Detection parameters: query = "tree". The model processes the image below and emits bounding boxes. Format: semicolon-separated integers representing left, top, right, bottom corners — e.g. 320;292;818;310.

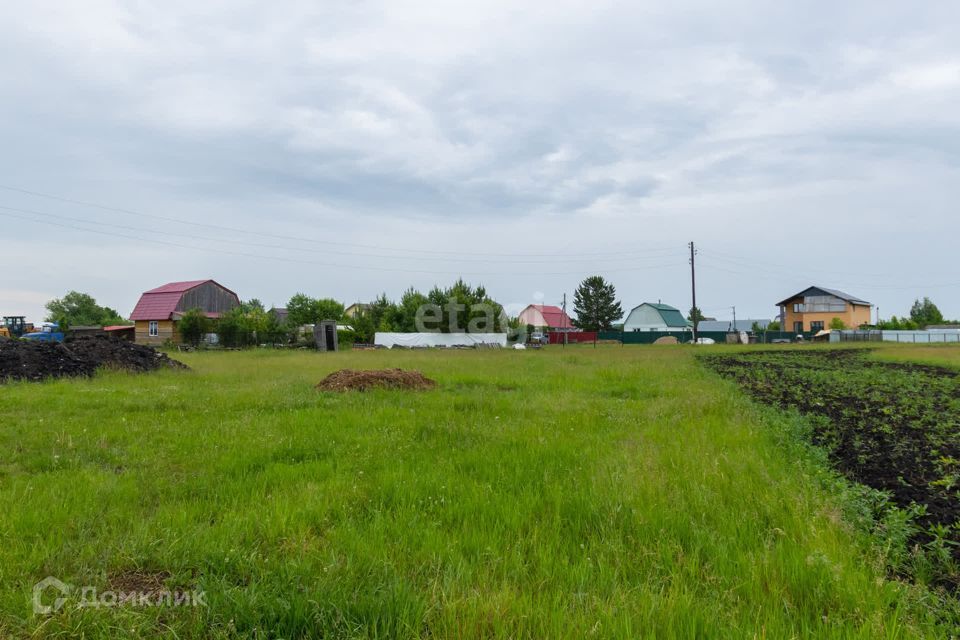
286;294;344;326
286;294;315;326
687;306;705;332
351;310;376;344
240;298;265;313
572;276;623;331
314;298;345;322
45;291;127;328
910;297;944;328
829;317;847;330
767;320;781;331
424;279;505;333
178;308;211;346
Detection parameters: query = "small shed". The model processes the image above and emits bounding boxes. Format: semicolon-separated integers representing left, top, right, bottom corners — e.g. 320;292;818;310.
103;325;136;341
313;320;339;352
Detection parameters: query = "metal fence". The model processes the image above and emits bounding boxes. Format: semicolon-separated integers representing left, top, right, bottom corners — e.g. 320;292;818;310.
547;331;597;344
835;330;960;343
595;330;814;344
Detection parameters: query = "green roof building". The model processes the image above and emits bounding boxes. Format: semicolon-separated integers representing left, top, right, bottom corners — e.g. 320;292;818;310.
623;302;692;332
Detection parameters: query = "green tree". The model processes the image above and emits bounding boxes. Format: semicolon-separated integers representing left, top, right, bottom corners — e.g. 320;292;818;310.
286;294;344;326
241;298;265;313
767;320;781;331
286;294;315;326
350;310;376;344
217;308;244;347
829;317;847;330
261;312;289;345
45;291;128;328
396;288;430;332
687;306;705;332
178;308;211;346
314;298;345;322
368;293;398;331
572;276;623;331
910;297;944;328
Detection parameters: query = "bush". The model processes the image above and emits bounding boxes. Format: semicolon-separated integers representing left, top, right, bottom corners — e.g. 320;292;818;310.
337;328;356;347
178;308;211;346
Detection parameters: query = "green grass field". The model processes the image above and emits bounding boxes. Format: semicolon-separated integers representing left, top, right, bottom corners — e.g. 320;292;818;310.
1;345;958;638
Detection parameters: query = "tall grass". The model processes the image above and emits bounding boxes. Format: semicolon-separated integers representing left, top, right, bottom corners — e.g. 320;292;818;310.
0;346;955;638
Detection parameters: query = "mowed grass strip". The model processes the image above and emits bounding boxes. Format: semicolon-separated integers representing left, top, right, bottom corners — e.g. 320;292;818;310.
0;346;953;638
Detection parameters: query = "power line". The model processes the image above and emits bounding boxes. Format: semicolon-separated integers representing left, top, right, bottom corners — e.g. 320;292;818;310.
697;255;960;291
0;203;683;266
0;209;688;277
0;183;681;259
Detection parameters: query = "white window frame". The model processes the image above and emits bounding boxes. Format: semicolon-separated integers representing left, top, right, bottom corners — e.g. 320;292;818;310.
148;320;159;337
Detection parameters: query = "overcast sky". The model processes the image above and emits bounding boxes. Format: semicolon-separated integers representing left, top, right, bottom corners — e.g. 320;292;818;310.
3;1;959;324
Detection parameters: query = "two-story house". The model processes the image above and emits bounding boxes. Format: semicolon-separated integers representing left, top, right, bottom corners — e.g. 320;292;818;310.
776;286;872;333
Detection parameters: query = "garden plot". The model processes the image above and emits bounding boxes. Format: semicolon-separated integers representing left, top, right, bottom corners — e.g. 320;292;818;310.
704;349;960;587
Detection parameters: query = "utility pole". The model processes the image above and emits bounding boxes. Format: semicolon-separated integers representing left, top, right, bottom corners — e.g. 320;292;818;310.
562;292;568;348
689;241;698;343
732;306;737;332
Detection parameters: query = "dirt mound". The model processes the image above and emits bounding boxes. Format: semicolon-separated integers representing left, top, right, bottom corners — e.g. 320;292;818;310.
67;335;189;373
0;335;188;383
0;339;91;382
316;368;436;392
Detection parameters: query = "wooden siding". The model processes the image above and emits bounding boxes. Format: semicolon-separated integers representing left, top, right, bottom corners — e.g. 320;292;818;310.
135;320;179;345
174;281;239;316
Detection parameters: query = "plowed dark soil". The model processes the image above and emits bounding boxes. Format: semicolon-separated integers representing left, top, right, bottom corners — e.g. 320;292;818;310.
703;349;960;588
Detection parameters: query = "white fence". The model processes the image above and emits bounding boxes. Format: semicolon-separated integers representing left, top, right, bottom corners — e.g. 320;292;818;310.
374;332;508;348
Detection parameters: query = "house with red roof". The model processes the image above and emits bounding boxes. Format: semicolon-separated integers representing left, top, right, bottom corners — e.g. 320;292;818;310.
130;279;240;345
517;304;574;331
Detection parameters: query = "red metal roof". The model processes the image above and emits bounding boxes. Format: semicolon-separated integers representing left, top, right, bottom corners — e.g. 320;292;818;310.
130;279;237;321
103;325;134;331
144;280;214;294
519;304;573;329
130;292;184;321
537;305;573;329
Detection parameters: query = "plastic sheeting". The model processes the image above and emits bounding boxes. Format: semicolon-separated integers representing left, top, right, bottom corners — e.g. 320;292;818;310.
374;332;508;348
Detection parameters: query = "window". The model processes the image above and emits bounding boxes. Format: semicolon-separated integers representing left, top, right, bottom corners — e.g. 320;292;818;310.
793;321;803;334
793;303;801;313
810;321;824;332
148;321;158;337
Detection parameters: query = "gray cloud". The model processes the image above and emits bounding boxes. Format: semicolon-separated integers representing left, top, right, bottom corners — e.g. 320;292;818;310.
2;1;960;323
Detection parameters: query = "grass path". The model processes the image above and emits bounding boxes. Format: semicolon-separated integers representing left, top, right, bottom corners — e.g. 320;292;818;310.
0;346;955;637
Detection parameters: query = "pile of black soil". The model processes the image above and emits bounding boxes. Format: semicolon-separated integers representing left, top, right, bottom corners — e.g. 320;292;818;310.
0;339;90;382
67;335;189;373
0;335;188;382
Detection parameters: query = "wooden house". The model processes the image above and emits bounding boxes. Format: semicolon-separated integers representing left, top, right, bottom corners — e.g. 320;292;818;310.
130;280;240;345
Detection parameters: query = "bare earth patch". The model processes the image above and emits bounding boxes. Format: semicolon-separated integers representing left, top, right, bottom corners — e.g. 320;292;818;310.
107;569;172;595
316;368;436;392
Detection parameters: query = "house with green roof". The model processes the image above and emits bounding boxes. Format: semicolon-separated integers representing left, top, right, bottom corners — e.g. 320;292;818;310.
622;302;692;332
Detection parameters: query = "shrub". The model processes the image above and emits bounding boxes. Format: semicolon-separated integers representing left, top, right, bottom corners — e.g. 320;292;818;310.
178;308;211;346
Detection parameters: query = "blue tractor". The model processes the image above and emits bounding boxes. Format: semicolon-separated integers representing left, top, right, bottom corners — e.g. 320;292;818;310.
22;322;65;342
